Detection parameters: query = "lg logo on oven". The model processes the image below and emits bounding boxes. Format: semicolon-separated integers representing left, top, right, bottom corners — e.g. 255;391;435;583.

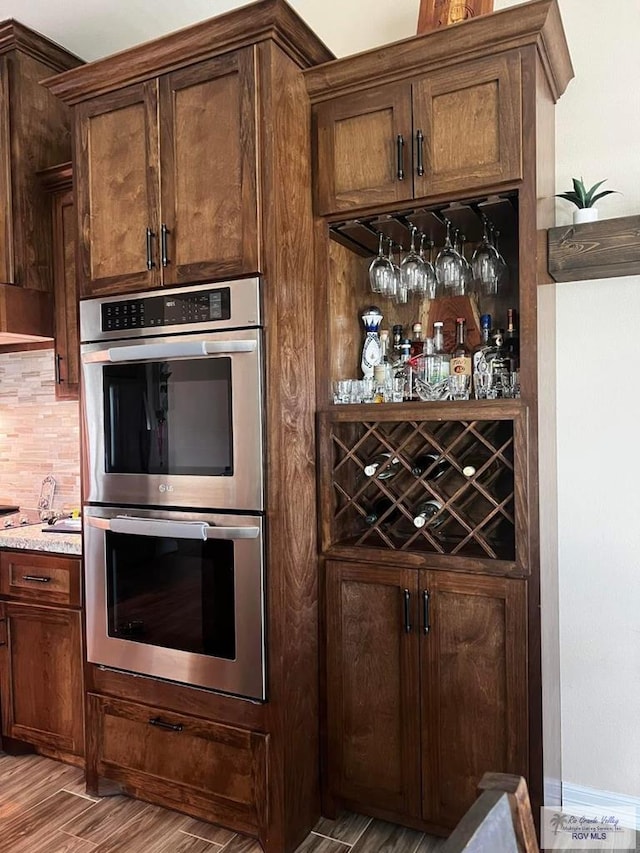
158;484;174;493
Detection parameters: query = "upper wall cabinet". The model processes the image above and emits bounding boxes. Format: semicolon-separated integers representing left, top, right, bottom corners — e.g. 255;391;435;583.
313;51;522;217
75;49;259;297
0;21;82;291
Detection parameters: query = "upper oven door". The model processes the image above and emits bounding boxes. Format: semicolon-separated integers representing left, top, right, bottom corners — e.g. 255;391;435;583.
81;328;263;510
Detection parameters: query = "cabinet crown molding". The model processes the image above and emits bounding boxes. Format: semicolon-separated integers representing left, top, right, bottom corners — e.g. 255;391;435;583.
43;0;334;105
304;0;573;104
0;20;83;72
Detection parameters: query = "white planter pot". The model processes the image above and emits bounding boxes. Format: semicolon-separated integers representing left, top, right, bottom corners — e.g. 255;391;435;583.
573;207;599;225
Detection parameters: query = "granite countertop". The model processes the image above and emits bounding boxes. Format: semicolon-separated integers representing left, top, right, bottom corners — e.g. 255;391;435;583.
0;525;82;556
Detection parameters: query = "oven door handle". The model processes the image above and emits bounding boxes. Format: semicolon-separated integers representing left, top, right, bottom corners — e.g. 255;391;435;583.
87;516;260;541
83;339;257;364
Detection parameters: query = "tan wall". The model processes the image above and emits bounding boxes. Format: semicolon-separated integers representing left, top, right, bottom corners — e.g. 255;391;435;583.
0;349;80;511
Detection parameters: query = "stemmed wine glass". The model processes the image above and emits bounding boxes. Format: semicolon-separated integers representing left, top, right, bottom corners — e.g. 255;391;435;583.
455;230;473;293
492;228;509;289
435;219;464;296
368;232;395;294
472;217;500;296
416;234;437;299
391;241;407;304
400;226;423;295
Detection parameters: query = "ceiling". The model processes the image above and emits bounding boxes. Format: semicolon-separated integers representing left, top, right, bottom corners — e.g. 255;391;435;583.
0;0;422;63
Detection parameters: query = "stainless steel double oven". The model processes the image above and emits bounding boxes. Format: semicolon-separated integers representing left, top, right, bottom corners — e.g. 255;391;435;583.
80;279;266;700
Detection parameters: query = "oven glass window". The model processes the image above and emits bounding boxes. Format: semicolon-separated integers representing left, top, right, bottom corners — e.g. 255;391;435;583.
105;532;236;659
103;358;233;476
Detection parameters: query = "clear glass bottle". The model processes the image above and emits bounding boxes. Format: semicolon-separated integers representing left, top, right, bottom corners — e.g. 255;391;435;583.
432;321;451;378
450;317;472;376
410;322;424;358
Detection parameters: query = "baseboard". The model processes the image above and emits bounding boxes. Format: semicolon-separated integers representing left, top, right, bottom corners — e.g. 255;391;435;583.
562;781;640;830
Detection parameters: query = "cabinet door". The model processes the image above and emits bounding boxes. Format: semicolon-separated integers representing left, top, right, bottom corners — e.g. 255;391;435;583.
313;83;413;216
0;602;84;756
413;52;522;199
325;560;421;817
75;82;161;296
420;571;527;828
88;694;268;834
159;49;260;284
52;186;79;399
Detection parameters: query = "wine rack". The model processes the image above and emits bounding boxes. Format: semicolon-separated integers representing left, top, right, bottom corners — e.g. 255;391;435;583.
319;405;527;566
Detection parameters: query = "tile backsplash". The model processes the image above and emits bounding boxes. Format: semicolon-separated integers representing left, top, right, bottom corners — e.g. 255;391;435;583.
0;349;80;510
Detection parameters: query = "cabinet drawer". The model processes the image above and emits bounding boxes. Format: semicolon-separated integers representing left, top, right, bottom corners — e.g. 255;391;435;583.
0;552;81;606
89;694;268;834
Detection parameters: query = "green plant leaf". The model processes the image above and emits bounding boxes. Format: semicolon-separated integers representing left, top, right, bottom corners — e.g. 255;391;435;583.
572;177;587;205
583;179;608;206
590;189;619;204
555;191;582;208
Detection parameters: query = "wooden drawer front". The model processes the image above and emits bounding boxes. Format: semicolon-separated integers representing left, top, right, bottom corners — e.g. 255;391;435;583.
0;552;81;606
90;695;268;834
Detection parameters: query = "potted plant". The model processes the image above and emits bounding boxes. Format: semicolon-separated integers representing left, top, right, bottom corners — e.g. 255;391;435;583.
556;177;618;224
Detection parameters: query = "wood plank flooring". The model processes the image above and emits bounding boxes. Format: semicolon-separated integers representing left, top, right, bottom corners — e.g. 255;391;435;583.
0;754;446;853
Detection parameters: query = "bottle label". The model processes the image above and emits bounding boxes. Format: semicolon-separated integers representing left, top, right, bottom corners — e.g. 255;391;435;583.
451;356;471;376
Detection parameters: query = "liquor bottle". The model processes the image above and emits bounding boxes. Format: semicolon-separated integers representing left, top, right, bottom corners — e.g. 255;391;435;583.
410;322;424;357
412;498;445;529
504;308;520;371
363;452;401;480
432;321;451;378
395;338;413;400
360;306;383;379
391;324;404;363
450;317;472;376
472;314;492;377
411;452;449;480
364;497;398;527
373;364;386;403
489;328;510;396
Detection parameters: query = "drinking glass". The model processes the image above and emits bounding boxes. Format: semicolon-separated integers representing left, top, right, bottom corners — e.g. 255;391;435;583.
472;217;500;296
447;374;471;401
473;372;491;400
391;242;408;304
333;379;352;404
492;228;509;290
368;232;395;294
435;219;464;296
415;235;437;299
400;226;424;294
455;231;473;293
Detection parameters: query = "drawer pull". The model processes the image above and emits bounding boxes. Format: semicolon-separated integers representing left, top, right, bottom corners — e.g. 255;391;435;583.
149;716;183;733
22;575;52;583
396;134;405;181
403;588;412;634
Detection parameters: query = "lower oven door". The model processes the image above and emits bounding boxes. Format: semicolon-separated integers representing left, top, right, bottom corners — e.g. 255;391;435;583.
84;506;265;700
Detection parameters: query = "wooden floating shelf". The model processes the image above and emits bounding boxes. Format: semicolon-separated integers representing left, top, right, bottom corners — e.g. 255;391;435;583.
548;214;640;282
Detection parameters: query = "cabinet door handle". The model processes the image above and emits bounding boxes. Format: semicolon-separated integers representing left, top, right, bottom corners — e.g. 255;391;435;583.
396;134;405;181
403;588;412;633
22;575;52;583
161;224;170;267
416;129;425;177
146;228;156;270
149;716;183;733
423;589;431;635
0;617;6;646
54;354;62;385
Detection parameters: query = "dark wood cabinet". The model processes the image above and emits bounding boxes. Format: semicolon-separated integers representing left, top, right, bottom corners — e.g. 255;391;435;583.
75;48;259;297
0;552;84;761
313;52;522;216
39;162;79;400
0;22;81;291
47;4;333;851
88;694;268;835
325;561;527;830
307;1;573;832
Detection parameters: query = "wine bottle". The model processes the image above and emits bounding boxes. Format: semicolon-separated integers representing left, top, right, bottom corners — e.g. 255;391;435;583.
412;499;444;529
504;308;520;371
450;317;472;376
364;497;398;527
411;453;448;481
363;452;401;480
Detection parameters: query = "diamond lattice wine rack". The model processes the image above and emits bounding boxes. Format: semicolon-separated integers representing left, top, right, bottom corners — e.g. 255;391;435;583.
318;403;528;571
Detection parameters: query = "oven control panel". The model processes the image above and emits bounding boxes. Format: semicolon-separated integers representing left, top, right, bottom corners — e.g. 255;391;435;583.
101;287;231;332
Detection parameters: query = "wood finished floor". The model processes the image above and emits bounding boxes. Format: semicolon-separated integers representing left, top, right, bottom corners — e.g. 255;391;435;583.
0;754;446;853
